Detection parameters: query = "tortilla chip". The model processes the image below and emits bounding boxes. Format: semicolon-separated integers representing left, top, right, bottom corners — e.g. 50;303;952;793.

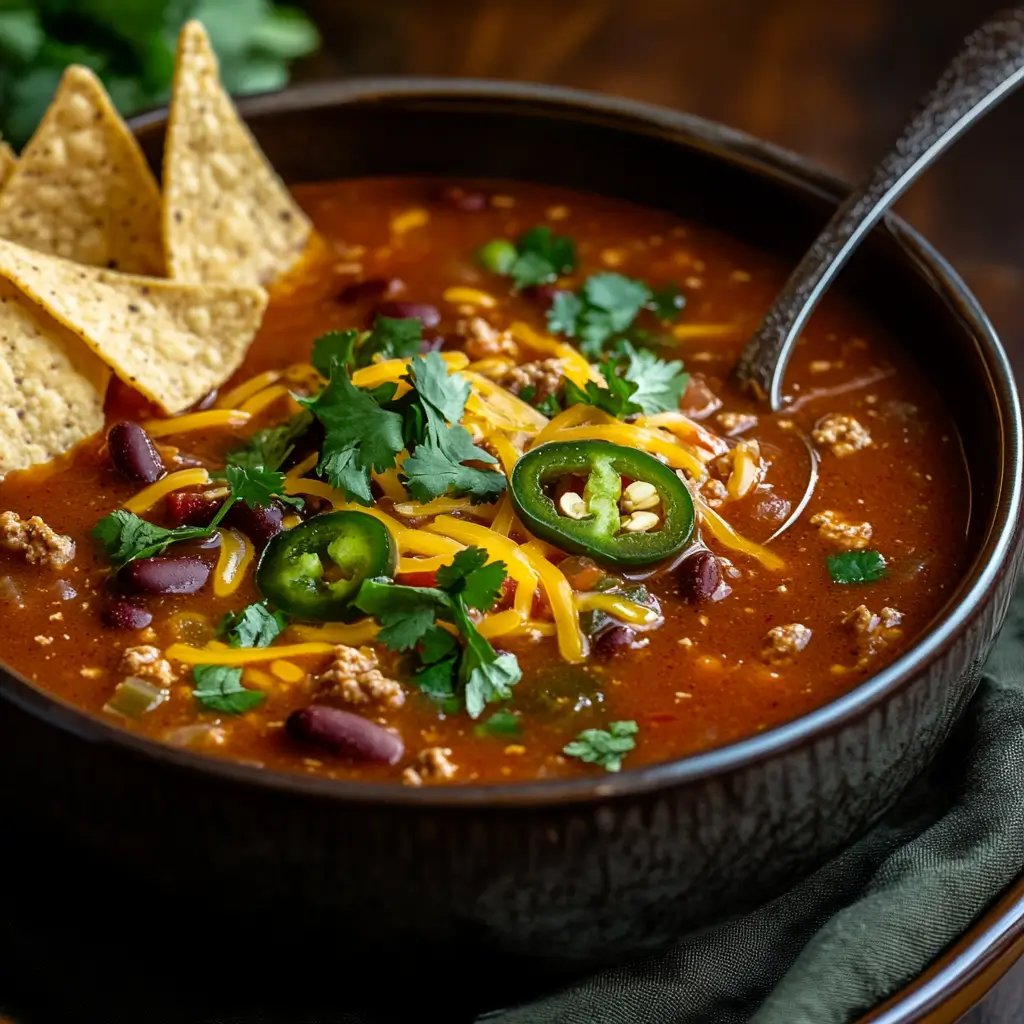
0;237;267;415
0;66;164;276
163;20;312;287
0;141;16;191
0;283;109;477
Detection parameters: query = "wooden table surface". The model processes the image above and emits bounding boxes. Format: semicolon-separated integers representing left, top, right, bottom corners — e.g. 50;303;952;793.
292;1;1024;1019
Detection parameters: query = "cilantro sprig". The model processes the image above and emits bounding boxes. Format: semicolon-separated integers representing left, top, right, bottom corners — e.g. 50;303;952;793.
301;350;505;507
225;410;314;472
478;225;577;290
561;344;689;419
548;272;686;357
563;720;639;773
92;464;299;569
311;316;423;378
828;550;888;584
354;546;521;719
192;665;265;715
217;602;287;649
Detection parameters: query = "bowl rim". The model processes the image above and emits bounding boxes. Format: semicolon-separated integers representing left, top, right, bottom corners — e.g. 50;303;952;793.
2;77;1020;809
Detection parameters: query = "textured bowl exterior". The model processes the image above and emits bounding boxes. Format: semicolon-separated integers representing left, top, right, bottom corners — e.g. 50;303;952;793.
0;81;1020;978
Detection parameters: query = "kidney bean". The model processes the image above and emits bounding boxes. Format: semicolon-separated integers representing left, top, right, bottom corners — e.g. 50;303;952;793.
287;705;404;764
107;422;165;484
337;277;404;304
121;556;211;595
592;625;636;660
165;492;223;527
225;502;284;547
439;186;489;212
675;549;722;602
102;600;153;630
522;285;567;310
373;301;441;329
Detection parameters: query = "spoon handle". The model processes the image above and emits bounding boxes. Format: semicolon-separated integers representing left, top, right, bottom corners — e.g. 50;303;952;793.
733;6;1024;411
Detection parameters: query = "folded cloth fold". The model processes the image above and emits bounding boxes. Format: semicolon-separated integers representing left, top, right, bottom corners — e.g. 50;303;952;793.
483;590;1024;1024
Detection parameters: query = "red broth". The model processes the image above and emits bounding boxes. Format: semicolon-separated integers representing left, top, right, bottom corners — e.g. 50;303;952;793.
0;178;969;784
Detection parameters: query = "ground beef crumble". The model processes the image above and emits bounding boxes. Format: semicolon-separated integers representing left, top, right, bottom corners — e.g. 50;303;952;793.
0;511;75;568
761;623;812;664
311;645;405;709
809;509;874;550
458;316;519;361
120;646;177;688
844;605;903;666
812;414;872;457
497;358;565;403
402;746;458;786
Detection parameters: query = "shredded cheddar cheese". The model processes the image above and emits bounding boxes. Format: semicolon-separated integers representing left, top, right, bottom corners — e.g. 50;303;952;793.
694;492;784;570
142;409;251;437
216;369;282;409
122;467;211;513
576;592;661;626
270;660;305;683
520;541;586;663
166;641;337;665
284;452;318;482
239;383;294;417
443;286;496;308
212;528;253;598
507;321;595;389
289;621;381;645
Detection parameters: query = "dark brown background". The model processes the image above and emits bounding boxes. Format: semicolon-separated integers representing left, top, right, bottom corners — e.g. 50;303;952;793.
291;1;1024;1019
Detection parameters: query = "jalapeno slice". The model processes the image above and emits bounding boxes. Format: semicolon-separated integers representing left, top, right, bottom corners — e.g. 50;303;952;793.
510;440;695;569
255;511;396;621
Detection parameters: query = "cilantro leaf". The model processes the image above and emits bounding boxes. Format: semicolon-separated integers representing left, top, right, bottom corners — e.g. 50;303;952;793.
354;547;519;718
436;548;507;610
647;283;686;322
311;329;360;377
192;665;265;715
92;510;213;569
408;351;471;424
453;601;521;719
418;625;459;664
547;291;582;336
224;464;303;510
353;578;450;651
475;708;522;737
218;603;287;649
563;359;642;419
828;550;888;584
413;656;459;700
300;370;405;505
400;353;505;504
402;439;506;505
507;226;577;290
225;410;314;472
360;316;423;365
563;720;639;772
620;344;689;415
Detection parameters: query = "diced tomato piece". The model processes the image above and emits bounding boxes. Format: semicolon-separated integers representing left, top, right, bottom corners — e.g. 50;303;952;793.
495;576;517;610
165;492;223;527
395;570;438;589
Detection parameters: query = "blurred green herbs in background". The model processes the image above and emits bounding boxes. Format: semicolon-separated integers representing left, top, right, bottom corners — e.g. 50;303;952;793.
0;0;320;147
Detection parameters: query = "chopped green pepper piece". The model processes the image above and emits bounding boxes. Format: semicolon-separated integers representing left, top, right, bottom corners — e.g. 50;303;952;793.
509;440;694;569
255;511;396;621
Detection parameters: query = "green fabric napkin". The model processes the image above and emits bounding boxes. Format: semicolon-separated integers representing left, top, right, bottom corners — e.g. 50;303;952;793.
482;588;1024;1024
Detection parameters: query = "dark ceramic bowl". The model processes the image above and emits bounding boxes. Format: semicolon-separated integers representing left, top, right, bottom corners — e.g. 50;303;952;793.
0;80;1020;993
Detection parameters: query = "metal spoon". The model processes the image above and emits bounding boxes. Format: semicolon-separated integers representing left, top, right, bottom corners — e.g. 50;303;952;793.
732;6;1024;412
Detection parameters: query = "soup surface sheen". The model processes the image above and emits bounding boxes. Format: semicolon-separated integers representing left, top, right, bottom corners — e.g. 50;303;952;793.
0;178;969;784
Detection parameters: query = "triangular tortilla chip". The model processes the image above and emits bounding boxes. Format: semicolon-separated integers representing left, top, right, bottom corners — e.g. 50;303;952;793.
0;67;164;276
0;282;109;477
163;20;312;287
0;238;267;415
0;140;16;192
